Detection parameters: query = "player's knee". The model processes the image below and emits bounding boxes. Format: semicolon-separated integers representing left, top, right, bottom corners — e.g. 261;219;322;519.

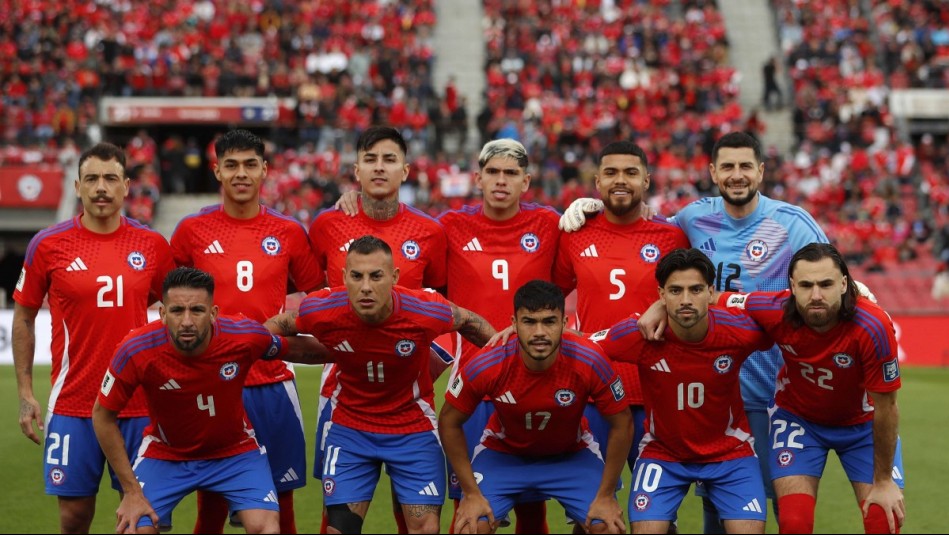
58;497;96;534
326;504;364;534
777;493;816;534
861;502;898;535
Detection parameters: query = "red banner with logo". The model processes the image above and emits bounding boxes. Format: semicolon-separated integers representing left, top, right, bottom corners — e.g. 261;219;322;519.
0;167;63;208
893;315;949;367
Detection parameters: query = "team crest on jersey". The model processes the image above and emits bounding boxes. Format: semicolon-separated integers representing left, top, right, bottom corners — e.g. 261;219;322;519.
633;493;650;511
48;467;66;486
883;358;900;382
401;240;421;260
714;355;734;374
777;449;794;467
323;478;336;496
610;378;626;401
126;251;146;271
520;232;540;253
640;243;660;263
395;339;417;358
832;353;854;368
555;389;577;407
219;362;240;380
745;240;769;262
261;236;281;256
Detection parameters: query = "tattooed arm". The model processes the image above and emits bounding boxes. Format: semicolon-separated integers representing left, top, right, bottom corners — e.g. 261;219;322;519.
449;303;496;348
264;311;300;336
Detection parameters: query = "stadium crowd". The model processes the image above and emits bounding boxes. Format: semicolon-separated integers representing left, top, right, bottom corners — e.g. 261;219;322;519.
1;0;947;302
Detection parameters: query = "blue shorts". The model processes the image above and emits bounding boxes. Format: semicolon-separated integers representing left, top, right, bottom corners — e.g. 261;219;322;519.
470;446;609;524
312;393;334;480
586;403;645;467
769;406;905;487
629;456;766;522
243;380;306;492
44;414;148;496
696;408;774;501
133;449;279;529
321;423;446;506
448;400;495;500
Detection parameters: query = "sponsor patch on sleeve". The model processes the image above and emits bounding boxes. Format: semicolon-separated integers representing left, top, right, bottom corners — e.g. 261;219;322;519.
265;335;282;359
590;328;610;342
448;373;464;397
883;358;900;383
610;378;625;401
100;371;115;396
725;294;749;309
16;268;25;292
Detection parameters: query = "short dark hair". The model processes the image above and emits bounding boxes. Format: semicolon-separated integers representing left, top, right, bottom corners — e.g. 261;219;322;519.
711;131;762;165
655;248;716;287
513;280;565;315
215;129;265;159
162;267;215;299
347;235;392;257
598;140;649;168
78;143;127;179
782;243;858;327
356;126;407;158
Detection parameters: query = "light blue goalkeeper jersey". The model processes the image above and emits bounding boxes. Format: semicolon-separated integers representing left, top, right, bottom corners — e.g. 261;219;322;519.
673;193;829;410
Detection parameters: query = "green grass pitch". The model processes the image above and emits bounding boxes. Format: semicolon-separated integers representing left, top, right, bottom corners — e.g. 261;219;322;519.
2;365;946;533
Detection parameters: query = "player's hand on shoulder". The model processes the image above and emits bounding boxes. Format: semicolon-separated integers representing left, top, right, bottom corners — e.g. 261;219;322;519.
486;325;515;347
638;301;667;341
335;190;360;217
559;197;604;232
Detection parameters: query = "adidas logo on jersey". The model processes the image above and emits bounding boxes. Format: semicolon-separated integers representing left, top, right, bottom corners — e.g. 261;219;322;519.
334;341;354;353
779;344;798;356
203;240;224;254
462;238;483;251
742;499;763;513
698;238;716;253
65;257;88;271
279;468;300;483
650;359;671;373
339;239;355;252
263;491;277;503
160;379;181;390
579;244;598;257
494;391;517;404
418;482;439;496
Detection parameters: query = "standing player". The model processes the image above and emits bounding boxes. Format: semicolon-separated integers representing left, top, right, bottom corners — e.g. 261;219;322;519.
92;267;331;534
440;280;631;535
12;142;174;533
309;126;448;533
170;129;323;534
562;132;828;530
265;236;497;534
592;249;773;534
720;243;905;534
437;138;560;533
554;140;690;473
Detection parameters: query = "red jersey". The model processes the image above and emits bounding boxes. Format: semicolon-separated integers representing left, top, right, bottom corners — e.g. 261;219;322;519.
438;202;560;360
725;291;901;426
593;307;772;463
445;332;627;456
170;204;323;386
554;215;690;405
14;216;173;418
309;201;447;288
98;315;288;461
296;286;455;434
